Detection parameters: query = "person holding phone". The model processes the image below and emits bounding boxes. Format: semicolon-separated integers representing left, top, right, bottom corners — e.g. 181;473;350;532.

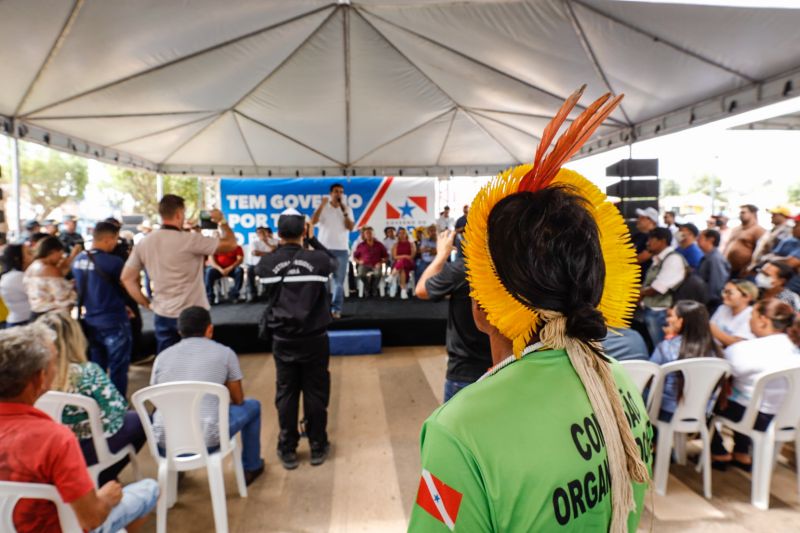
121;195;237;354
311;183;354;319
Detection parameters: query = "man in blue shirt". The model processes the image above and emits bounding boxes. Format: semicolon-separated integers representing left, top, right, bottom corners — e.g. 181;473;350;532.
676;222;704;269
768;215;800;294
72;222;133;395
697;229;731;313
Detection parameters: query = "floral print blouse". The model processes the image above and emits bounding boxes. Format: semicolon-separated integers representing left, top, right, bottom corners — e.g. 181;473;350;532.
22;274;76;313
61;362;127;440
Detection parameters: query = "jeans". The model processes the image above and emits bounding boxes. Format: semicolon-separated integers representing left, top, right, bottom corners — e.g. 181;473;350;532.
330;250;350;313
415;259;432;282
444;379;472;402
710;399;774;456
80;411;147;486
86;321;133;396
153;314;180;355
642;307;667;348
205;266;244;302
91;478;159;533
357;264;383;296
246;265;260;299
228;399;263;471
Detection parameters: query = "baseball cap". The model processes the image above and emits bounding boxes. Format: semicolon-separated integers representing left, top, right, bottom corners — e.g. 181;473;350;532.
792;213;800;223
768;205;792;217
678;222;699;237
277;208;305;238
635;207;659;223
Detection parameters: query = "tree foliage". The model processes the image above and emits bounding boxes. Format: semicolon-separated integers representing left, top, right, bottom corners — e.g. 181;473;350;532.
661;179;681;197
21;147;88;217
788;182;800;204
102;166;200;220
689;174;727;204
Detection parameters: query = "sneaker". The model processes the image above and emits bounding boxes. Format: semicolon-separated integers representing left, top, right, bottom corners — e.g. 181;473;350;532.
331;311;342;320
244;462;265;486
277;449;299;470
400;289;408;300
310;443;330;466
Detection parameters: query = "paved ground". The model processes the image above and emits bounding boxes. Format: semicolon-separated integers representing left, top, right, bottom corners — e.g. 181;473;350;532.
120;347;800;532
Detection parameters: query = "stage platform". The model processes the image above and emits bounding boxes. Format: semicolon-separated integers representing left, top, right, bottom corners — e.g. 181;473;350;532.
140;298;447;356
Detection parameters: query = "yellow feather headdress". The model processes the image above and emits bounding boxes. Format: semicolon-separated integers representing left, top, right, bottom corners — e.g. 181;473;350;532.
463;86;641;357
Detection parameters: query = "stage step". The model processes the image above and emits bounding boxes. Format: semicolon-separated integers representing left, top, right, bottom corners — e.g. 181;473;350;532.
330;329;382;356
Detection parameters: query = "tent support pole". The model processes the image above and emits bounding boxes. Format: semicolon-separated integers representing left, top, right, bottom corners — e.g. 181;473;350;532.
156;173;164;201
197;177;204;211
11;134;22;238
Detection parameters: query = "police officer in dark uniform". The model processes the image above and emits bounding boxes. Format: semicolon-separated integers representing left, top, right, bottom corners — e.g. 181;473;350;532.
256;208;337;470
59;215;85;253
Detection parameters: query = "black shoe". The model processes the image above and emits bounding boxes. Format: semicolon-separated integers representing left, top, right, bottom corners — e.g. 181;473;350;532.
277;449;299;470
244;463;265;486
310;443;330;466
731;459;752;473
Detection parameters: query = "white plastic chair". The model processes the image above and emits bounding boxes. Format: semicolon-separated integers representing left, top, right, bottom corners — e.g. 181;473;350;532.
132;381;247;533
712;366;800;510
619;360;661;415
651;358;731;498
0;481;82;532
35;391;139;488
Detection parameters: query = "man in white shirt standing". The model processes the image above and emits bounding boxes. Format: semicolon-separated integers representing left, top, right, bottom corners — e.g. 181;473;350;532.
246;227;277;303
311;183;354;319
639;227;687;347
436;206;454;232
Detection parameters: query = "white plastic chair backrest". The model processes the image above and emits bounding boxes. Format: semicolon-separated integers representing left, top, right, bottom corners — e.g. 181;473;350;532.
0;481;82;532
35;391;111;466
658;358;731;426
619;361;661;395
131;381;232;463
740;366;800;439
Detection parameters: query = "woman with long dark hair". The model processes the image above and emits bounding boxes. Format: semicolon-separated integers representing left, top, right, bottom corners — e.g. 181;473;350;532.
650;300;722;421
22;236;79;316
0;244;33;326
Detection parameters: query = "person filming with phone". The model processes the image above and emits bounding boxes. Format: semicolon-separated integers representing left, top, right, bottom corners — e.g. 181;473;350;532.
311;183;354;319
121;194;237;354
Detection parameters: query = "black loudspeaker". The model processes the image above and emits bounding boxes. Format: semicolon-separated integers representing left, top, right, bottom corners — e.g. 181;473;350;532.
605;159;659;220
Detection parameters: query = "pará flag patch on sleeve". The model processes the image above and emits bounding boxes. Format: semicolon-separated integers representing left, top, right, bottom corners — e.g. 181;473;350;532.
415;469;463;531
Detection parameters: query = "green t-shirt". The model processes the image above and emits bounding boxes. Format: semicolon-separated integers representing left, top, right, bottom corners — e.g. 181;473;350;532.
408;349;653;532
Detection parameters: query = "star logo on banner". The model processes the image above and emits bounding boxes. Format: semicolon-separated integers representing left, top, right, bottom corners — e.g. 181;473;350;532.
398;201;415;217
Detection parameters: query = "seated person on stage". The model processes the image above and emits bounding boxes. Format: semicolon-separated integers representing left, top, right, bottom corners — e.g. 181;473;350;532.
383;227;397;265
601;328;649;362
246;227;277;302
0;323;158;533
391;227;417;300
205;243;245;304
649;300;721;422
711;299;799;471
38;311;146;486
710;280;757;347
150;306;264;484
353;226;388;297
696;228;730;313
415;225;437;282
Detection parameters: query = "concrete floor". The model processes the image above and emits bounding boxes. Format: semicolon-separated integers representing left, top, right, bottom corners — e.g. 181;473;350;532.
120;347;800;532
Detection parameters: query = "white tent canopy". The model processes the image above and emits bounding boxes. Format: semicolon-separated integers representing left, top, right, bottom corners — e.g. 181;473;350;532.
2;0;800;176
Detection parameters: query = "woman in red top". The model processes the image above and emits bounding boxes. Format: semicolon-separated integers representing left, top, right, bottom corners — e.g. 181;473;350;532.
391;228;417;299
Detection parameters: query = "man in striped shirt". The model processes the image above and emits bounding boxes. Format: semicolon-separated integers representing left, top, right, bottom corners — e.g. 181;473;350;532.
150;306;264;485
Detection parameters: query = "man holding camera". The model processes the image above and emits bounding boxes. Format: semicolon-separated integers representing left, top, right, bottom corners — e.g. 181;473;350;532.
122;194;237;354
311;183;354;319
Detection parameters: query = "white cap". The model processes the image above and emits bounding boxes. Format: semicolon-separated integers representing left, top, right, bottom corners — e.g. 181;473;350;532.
281;208;302;217
635;207;659;223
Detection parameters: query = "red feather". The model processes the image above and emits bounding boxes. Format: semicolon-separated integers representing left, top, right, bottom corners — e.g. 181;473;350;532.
519;88;624;193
